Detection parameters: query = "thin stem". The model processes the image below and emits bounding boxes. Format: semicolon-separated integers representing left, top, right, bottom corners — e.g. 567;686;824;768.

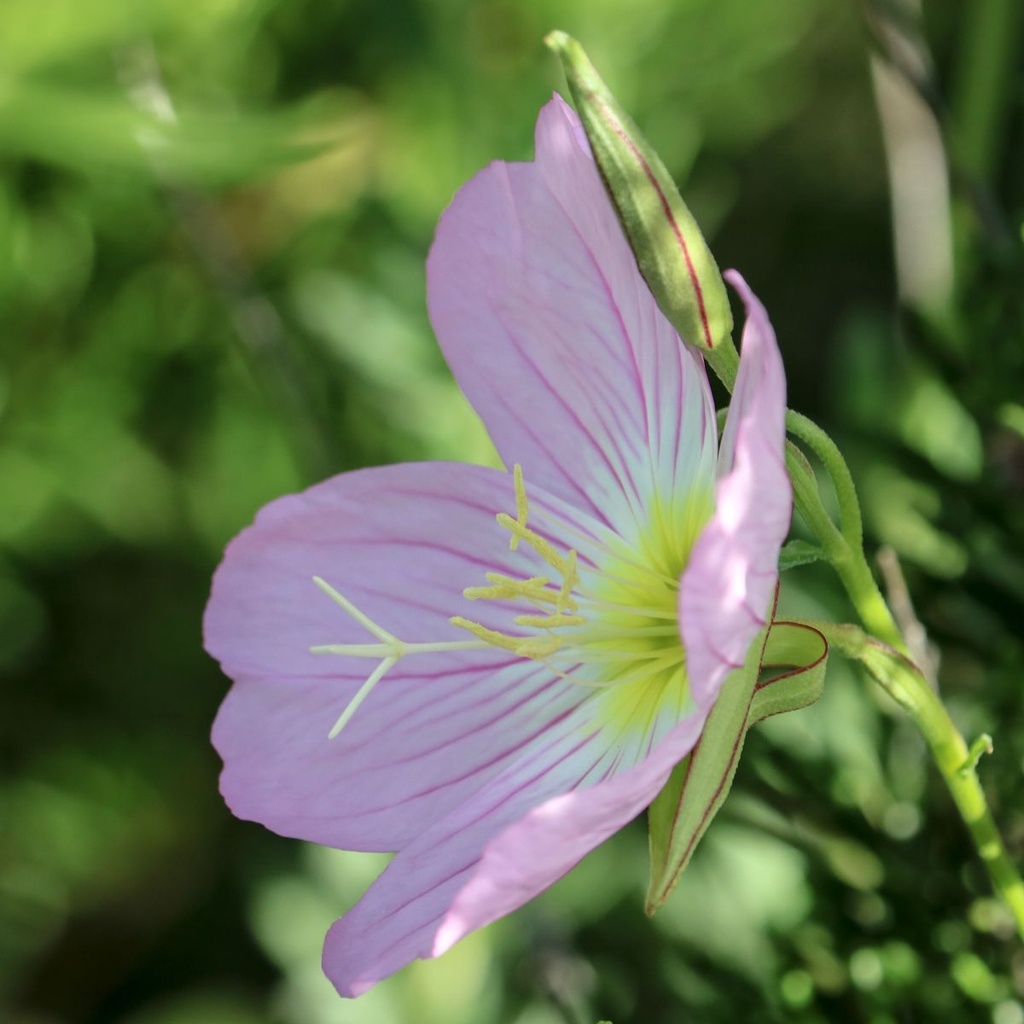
831;547;906;653
784;426;904;651
818;622;1024;940
785;410;864;550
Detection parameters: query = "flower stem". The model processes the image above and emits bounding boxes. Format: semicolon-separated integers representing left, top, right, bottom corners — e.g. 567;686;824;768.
784;414;904;649
785;414;1024;933
829;545;905;653
785;411;863;549
817;622;1024;940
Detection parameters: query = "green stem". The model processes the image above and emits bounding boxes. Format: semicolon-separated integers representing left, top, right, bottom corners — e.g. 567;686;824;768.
783;426;904;650
785;410;863;550
785;414;1024;935
831;547;905;653
816;623;1024;940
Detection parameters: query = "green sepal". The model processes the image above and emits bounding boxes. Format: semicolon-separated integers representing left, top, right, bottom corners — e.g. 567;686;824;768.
751;620;829;723
645;619;828;914
545;31;738;389
646;624;763;914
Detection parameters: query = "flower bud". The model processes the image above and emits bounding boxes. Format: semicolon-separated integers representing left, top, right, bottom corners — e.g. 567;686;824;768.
546;31;738;385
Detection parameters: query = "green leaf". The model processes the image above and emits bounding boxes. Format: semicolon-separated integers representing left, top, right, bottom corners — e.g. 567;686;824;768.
778;538;826;570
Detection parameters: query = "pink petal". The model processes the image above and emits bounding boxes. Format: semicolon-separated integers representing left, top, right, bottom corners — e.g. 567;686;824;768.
427;95;716;535
322;713;706;997
679;272;792;709
205;459;691;855
206;461;592;852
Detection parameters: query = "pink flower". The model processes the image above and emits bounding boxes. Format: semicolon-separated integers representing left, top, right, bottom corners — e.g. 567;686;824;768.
204;95;791;997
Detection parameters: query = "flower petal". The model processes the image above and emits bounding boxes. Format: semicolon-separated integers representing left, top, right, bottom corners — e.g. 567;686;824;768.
427;95;717;536
206;461;589;852
679;272;791;708
322;713;705;996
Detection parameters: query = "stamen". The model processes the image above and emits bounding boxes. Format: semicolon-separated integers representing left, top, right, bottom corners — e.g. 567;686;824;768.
509;462;529;551
530;504;679;590
496;514;569;575
557;549;579;613
516;636;565;658
463;574;552;603
513;612;587;629
447;617;567;660
449;616;532;654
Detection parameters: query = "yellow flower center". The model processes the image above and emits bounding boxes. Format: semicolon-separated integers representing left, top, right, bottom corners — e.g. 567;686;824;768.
450;464;707;735
311;465;711;740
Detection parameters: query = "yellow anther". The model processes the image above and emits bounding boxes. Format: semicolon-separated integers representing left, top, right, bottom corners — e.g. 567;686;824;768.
509;463;529;551
557;549;579;614
463;575;551;603
496;514;568;575
520;581;562;607
514;613;587;629
485;571;551;592
515;636;565;659
463;584;518;602
450;616;526;653
449;615;572;662
453;466;590;663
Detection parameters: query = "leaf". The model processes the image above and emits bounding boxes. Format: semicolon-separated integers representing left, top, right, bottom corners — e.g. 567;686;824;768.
778;538;826;570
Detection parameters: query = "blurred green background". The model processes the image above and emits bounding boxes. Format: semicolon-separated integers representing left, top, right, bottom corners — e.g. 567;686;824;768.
2;0;1023;1021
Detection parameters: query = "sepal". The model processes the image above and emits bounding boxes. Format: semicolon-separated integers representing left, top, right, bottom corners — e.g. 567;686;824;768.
645;618;828;913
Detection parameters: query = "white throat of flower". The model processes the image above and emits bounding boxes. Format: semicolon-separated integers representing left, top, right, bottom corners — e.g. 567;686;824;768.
311;465;700;739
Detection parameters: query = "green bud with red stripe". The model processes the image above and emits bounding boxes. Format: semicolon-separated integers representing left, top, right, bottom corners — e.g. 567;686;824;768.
545;31;739;389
